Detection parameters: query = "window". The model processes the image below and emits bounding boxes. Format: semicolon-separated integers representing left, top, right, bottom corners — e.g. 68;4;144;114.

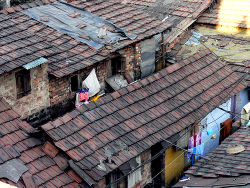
111;57;123;75
16;69;31;99
70;75;80;92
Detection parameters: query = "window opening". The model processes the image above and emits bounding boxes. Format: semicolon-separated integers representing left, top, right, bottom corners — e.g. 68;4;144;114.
16;69;31;99
111;57;122;75
70;75;79;92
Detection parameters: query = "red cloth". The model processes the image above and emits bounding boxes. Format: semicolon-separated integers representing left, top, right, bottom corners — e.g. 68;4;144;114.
79;92;89;102
220;118;232;143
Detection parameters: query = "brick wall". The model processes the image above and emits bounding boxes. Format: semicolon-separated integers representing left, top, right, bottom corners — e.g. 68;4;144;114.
140;149;152;187
47;43;141;119
24;43;141;126
0;63;50;118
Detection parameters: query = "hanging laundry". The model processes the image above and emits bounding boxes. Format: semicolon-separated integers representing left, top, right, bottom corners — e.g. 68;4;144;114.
207;128;213;136
82;69;101;97
195;132;202;146
75;88;89;108
78;88;89;102
220;118;233;143
195;143;204;160
188;136;194;149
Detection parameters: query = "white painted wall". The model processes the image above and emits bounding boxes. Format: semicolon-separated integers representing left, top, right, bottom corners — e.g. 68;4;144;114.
201;99;231;155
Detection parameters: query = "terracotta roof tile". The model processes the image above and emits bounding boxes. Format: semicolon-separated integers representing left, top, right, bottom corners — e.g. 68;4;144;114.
0;98;82;187
0;0;170;78
41;50;247;184
180;127;250;186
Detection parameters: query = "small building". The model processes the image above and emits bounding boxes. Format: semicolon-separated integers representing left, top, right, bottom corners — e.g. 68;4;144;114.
0;0;171;126
0;98;84;187
174;126;250;187
119;0;215;64
40;49;247;187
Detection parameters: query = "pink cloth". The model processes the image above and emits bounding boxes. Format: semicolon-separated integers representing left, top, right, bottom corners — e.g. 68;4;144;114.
79;92;89;102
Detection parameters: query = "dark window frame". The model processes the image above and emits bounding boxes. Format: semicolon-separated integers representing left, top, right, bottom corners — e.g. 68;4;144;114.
15;69;31;99
111;56;124;76
70;74;81;92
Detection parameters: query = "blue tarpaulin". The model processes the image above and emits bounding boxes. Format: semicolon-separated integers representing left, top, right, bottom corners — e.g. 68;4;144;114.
22;1;136;50
22;57;48;69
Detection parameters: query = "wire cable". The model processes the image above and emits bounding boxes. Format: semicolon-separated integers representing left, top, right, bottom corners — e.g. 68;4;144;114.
105;68;248;188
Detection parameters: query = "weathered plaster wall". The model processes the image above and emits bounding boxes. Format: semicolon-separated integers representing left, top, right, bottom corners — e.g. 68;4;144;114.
200;99;231;155
0;63;50;118
140;150;152;187
165;147;185;186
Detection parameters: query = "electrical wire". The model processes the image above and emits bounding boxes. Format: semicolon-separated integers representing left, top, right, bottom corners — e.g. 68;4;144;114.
105;68;248;188
150;112;246;184
151;151;185;184
104;4;249;186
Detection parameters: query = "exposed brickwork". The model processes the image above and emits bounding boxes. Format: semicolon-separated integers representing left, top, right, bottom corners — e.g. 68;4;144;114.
41;49;247;184
0;63;50;118
47;43;141;121
140;150;152;187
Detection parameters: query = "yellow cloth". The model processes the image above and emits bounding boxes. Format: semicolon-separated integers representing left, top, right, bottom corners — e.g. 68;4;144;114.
89;94;100;102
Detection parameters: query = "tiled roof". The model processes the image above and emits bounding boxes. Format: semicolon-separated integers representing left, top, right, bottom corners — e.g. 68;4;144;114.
41;49;247;184
197;0;250;28
186;127;250;177
0;0;171;78
0;98;81;187
175;127;250;187
229;61;250;87
119;0;214;22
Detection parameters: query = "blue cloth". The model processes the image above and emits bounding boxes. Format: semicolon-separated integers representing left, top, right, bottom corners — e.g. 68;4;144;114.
77;88;89;93
195;143;204;159
207;128;213;136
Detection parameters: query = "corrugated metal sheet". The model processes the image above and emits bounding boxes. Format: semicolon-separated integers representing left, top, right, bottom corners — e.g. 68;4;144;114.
22;57;48;70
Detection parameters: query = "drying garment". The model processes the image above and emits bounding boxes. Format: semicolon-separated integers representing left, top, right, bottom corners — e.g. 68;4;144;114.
220;118;233;143
78;88;89;102
195;132;202;147
195;143;204;160
82;69;101;97
241;102;250;126
79;92;89;101
207;128;213;136
188;136;194;149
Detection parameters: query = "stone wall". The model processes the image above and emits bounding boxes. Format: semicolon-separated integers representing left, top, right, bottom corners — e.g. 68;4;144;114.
0;63;50;118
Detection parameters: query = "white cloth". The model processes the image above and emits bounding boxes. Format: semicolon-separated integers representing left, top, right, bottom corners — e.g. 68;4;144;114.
82;69;100;97
128;156;142;188
241;102;250;126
